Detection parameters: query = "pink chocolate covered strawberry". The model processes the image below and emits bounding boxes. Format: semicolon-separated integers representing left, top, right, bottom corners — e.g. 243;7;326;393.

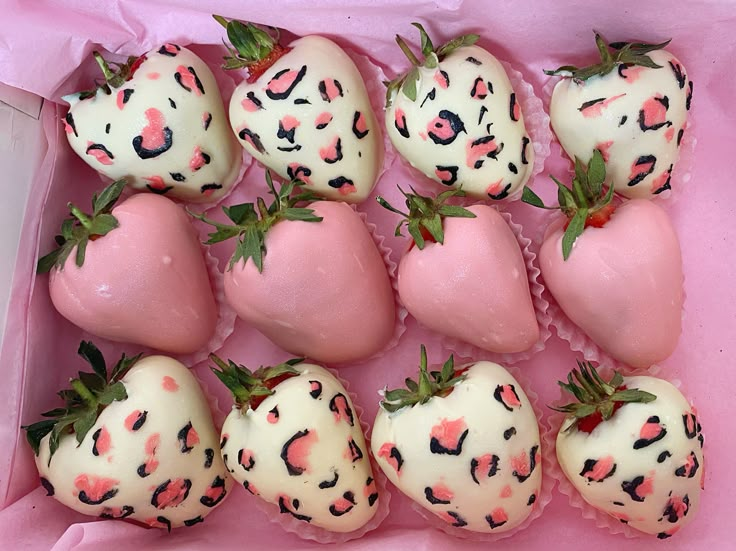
553;362;704;538
522;151;683;368
217;16;382;202
38;180;217;355
23;342;232;530
547;34;692;199
64;45;242;202
372;346;542;533
213;355;379;532
191;173;395;364
378;188;538;354
384;24;534;201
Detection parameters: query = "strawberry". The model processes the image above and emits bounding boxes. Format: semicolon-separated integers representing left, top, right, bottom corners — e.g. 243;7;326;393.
553;362;704;538
37;180;217;355
378;188;538;353
546;33;692;199
191;172;395;364
63;44;242;202
522;152;683;368
384;23;534;201
22;342;232;530
216;16;382;203
372;346;542;533
212;354;379;532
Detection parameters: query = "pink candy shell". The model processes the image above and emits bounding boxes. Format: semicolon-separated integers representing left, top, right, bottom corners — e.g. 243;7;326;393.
441;209;551;365
407;357;555;541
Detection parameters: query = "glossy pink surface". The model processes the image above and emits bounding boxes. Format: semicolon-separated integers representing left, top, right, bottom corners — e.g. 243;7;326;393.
399;205;539;353
539;200;683;368
49;194;217;354
224;201;396;363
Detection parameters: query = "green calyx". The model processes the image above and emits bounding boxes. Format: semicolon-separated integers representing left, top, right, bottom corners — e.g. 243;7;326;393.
22;341;141;464
209;353;302;410
550;361;656;429
188;172;322;273
376;187;476;250
544;31;671;82
385;23;479;107
76;52;144;99
213;14;279;70
521;150;613;260
381;345;465;413
37;180;126;273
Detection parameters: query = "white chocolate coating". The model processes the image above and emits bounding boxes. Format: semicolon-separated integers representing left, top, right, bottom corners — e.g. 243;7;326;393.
550;50;691;199
556;376;704;538
221;363;378;532
229;36;382;203
372;361;541;533
65;44;242;202
35;356;233;529
385;45;534;201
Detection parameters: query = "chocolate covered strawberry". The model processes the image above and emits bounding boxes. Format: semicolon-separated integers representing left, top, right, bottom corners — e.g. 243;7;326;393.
378;188;538;353
23;342;232;530
553;363;704;538
372;346;542;533
64;45;242;202
384;24;534;201
522;152;683;368
217;16;382;202
547;33;692;199
191;172;395;364
38;180;217;354
213;355;379;532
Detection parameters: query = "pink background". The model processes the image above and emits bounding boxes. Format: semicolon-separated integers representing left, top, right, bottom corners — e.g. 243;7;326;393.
1;0;735;549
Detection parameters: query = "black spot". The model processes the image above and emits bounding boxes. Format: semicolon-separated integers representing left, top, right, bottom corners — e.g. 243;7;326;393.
122;89;135;104
669;61;687;89
246;91;263;110
435;165;459;186
465;56;481;65
619;115;628;126
478;105;488;125
243;480;257;495
151;478;191;508
169;98;176;109
486;512;507;530
308;380;322;399
698;433;704;448
655;95;670;110
509;93;519;121
137;464;150;478
318;79;343;102
658;451;672;463
394;110;410;138
428;110;466;145
184;516;204;527
617;64;631;78
512;445;539;483
268;405;279;422
170;172;186;182
131;412;147;431
328;176;353;189
322;137;343;164
579;458;617;482
686;81;693;110
508;162;518;175
329;491;356;516
200;476;227;507
40;477;55;496
287;164;312;182
663;495;690;523
281;430;312;475
277;119;297;144
91;428;105;456
677;128;685;146
445;511;467;527
65;112;78;137
627;155;657;187
201;183;222;195
638;107;671;132
105;123;111;134
430;429;469;456
658;532;673;540
158;44;181;56
220;436;228;449
238;127;266;154
277;145;302;152
146;184;173;195
621;476;648;502
78;486;118;505
352;111;369;139
329;393;354;426
203;112;212;131
368;492;379;506
174;66;205;95
420;87;436;108
132;127;173;159
347;437;364;462
652;165;673;195
613;501;625;506
294;98;310;105
437;70;450;88
279;496;312;522
266;66;307;101
424;486;451;505
675;452;700;478
528;494;537;506
238;448;255;471
503;427;517;440
383;445;403;472
319;471;339;489
86;142;115;160
177;422;197;453
578;97;605;112
156;516;172;533
521;136;531;164
99;505;134;519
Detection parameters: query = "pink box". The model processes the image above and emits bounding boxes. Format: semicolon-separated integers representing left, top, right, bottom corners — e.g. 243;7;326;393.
0;0;733;548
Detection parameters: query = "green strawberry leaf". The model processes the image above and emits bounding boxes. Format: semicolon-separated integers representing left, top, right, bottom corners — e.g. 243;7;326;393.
78;341;107;380
562;208;587;260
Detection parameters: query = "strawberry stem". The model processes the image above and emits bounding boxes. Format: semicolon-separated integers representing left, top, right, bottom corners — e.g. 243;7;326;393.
70;379;96;407
93;51;116;82
68;204;93;232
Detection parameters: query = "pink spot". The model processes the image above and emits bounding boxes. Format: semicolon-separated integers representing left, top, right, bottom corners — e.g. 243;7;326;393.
377;443;401;475
163;44;178;55
466;136;500;168
431;482;454;502
186;426;200;449
364;478;377;497
319;136;340;162
513;102;521;121
203;483;225;502
489;507;508;524
267;411;278;424
189;146;207;171
354;111;367;133
203;187;217;197
162;376;179;392
640;421;663;440
239;450;254;468
241;96;261;112
124;410;143;431
140;108;167;150
434;70;449;89
511;450;530;477
331;495;354;513
428;116;455;143
287;162;312;184
580;94;626;118
73;474;119;502
247;482;260;495
176;65;202;96
321;79;342;101
144;175;167;190
154;478;190;509
145;433;160;456
635;476;655;499
395;108;406;128
287;430;318;474
147;72;160;80
475;454;496;478
500;385;521;407
438;511;458;525
486;179;504;196
586;456;615;482
281;115;300;132
435;167;452;180
500;484;513;498
116;90;126;110
144;457;159;476
63;118;74;134
629;157;656;181
267;69;300;95
472;79;488;98
641;95;668;127
418;130;428;141
595;140;614;162
315;112;333;127
620;65;645;82
665;126;675;142
430;418;467;451
86;141;114;166
95;426;111;455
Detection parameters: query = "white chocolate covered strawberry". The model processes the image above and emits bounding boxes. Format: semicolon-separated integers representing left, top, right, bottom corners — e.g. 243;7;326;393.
218;17;382;202
384;24;534;201
378;189;538;354
23;343;232;531
212;355;379;533
372;347;542;534
553;363;704;539
547;34;692;199
64;45;242;202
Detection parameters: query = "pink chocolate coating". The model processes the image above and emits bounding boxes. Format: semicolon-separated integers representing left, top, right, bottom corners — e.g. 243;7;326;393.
539;199;683;368
49;194;217;354
224;201;395;363
398;205;538;353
